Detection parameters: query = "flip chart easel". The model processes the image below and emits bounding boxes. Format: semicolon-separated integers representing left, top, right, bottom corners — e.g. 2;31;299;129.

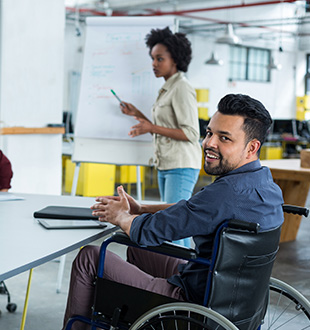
71;16;176;200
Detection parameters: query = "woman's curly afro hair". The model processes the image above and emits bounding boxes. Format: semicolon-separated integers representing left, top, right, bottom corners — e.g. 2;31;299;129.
145;27;192;72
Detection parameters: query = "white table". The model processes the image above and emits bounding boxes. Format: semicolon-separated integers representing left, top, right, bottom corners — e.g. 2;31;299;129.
0;192;118;330
0;192;117;282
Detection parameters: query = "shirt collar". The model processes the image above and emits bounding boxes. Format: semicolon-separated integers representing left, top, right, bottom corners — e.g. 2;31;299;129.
160;71;183;92
216;159;262;180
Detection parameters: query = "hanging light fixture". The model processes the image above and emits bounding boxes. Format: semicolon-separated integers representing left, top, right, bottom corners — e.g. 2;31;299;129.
216;24;242;45
205;52;223;65
268;57;282;70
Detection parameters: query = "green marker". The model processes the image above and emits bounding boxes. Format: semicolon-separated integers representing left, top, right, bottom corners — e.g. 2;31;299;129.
111;89;125;107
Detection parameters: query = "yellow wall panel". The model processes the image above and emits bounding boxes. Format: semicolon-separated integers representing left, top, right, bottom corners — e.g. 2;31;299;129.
196;89;209;103
260;145;283;160
198;107;209;120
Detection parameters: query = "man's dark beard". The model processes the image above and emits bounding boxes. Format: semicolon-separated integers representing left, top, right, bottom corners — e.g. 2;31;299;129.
204;151;236;176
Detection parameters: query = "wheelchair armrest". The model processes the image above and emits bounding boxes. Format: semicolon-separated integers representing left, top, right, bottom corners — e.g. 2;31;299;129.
283;204;309;217
227;219;260;233
109;232;198;261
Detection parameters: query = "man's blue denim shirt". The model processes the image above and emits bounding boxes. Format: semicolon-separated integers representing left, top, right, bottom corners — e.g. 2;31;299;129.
130;159;284;303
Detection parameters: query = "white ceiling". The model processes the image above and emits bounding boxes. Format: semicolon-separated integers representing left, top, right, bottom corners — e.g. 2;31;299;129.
65;0;310;50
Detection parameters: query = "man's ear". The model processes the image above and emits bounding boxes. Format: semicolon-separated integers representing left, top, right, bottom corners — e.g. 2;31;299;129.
247;139;261;158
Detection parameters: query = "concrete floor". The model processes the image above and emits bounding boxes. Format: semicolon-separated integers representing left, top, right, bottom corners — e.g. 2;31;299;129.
1;181;310;330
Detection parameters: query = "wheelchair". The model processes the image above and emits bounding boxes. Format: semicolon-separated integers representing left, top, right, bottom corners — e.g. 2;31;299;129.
65;204;310;330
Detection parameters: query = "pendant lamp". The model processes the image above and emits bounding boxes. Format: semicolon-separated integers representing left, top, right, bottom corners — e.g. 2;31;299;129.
216;24;242;45
268;57;282;70
205;52;223;65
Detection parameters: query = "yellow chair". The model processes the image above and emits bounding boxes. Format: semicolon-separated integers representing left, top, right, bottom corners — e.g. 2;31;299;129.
116;165;145;199
260;144;283;160
64;159;116;196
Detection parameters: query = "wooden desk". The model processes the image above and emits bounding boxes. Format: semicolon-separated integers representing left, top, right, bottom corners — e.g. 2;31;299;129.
261;159;310;242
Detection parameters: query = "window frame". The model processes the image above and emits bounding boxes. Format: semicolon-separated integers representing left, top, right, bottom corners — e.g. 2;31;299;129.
305;54;310;95
229;45;271;83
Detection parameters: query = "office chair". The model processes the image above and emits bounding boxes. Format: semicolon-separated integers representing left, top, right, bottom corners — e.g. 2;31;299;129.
0;281;17;316
65;204;310;330
0;152;17;316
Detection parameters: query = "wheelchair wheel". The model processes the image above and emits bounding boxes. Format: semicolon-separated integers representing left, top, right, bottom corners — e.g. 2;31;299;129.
261;277;310;329
129;302;238;330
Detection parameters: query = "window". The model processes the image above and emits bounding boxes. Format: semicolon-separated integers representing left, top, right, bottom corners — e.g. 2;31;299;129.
306;54;310;95
229;45;270;82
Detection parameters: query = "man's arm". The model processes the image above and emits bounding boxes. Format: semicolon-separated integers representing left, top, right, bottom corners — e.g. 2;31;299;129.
140;202;173;214
91;186;173;236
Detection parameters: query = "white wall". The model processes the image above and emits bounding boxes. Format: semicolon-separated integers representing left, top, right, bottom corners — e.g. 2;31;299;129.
0;0;65;194
188;34;307;120
63;22;85;129
63;22;85;113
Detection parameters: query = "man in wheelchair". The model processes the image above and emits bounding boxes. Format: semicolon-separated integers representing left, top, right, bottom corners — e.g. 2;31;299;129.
62;94;284;329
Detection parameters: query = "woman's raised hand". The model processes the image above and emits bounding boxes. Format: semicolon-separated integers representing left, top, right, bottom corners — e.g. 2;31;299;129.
120;102;139;117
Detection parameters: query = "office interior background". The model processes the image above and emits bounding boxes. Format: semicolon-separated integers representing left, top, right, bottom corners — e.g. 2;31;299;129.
0;0;309;196
0;1;310;329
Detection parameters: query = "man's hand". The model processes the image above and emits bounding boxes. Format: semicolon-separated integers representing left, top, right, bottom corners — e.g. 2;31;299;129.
91;186;136;235
94;187;142;215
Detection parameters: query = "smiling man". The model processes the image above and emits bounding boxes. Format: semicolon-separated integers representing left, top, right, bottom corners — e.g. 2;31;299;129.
203;95;270;176
63;94;284;330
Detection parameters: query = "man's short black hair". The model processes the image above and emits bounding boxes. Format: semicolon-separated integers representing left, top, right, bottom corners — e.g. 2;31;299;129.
145;27;192;72
217;94;272;151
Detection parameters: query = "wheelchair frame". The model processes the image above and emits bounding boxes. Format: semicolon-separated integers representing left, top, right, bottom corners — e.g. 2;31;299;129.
65;204;310;330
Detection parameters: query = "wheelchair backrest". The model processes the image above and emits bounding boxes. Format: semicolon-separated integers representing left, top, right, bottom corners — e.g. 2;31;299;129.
206;223;281;330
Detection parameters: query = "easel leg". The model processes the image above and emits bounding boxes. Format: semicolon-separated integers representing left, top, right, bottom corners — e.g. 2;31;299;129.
136;166;142;202
71;162;81;196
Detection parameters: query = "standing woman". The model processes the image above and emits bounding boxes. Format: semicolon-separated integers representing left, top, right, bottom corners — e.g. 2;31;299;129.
120;27;201;247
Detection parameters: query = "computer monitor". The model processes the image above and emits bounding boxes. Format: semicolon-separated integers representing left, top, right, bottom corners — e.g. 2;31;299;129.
297;120;310;139
271;119;298;138
199;119;209;138
63;111;74;134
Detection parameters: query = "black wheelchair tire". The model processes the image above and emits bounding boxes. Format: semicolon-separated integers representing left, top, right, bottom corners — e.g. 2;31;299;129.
129;302;238;330
261;277;310;329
